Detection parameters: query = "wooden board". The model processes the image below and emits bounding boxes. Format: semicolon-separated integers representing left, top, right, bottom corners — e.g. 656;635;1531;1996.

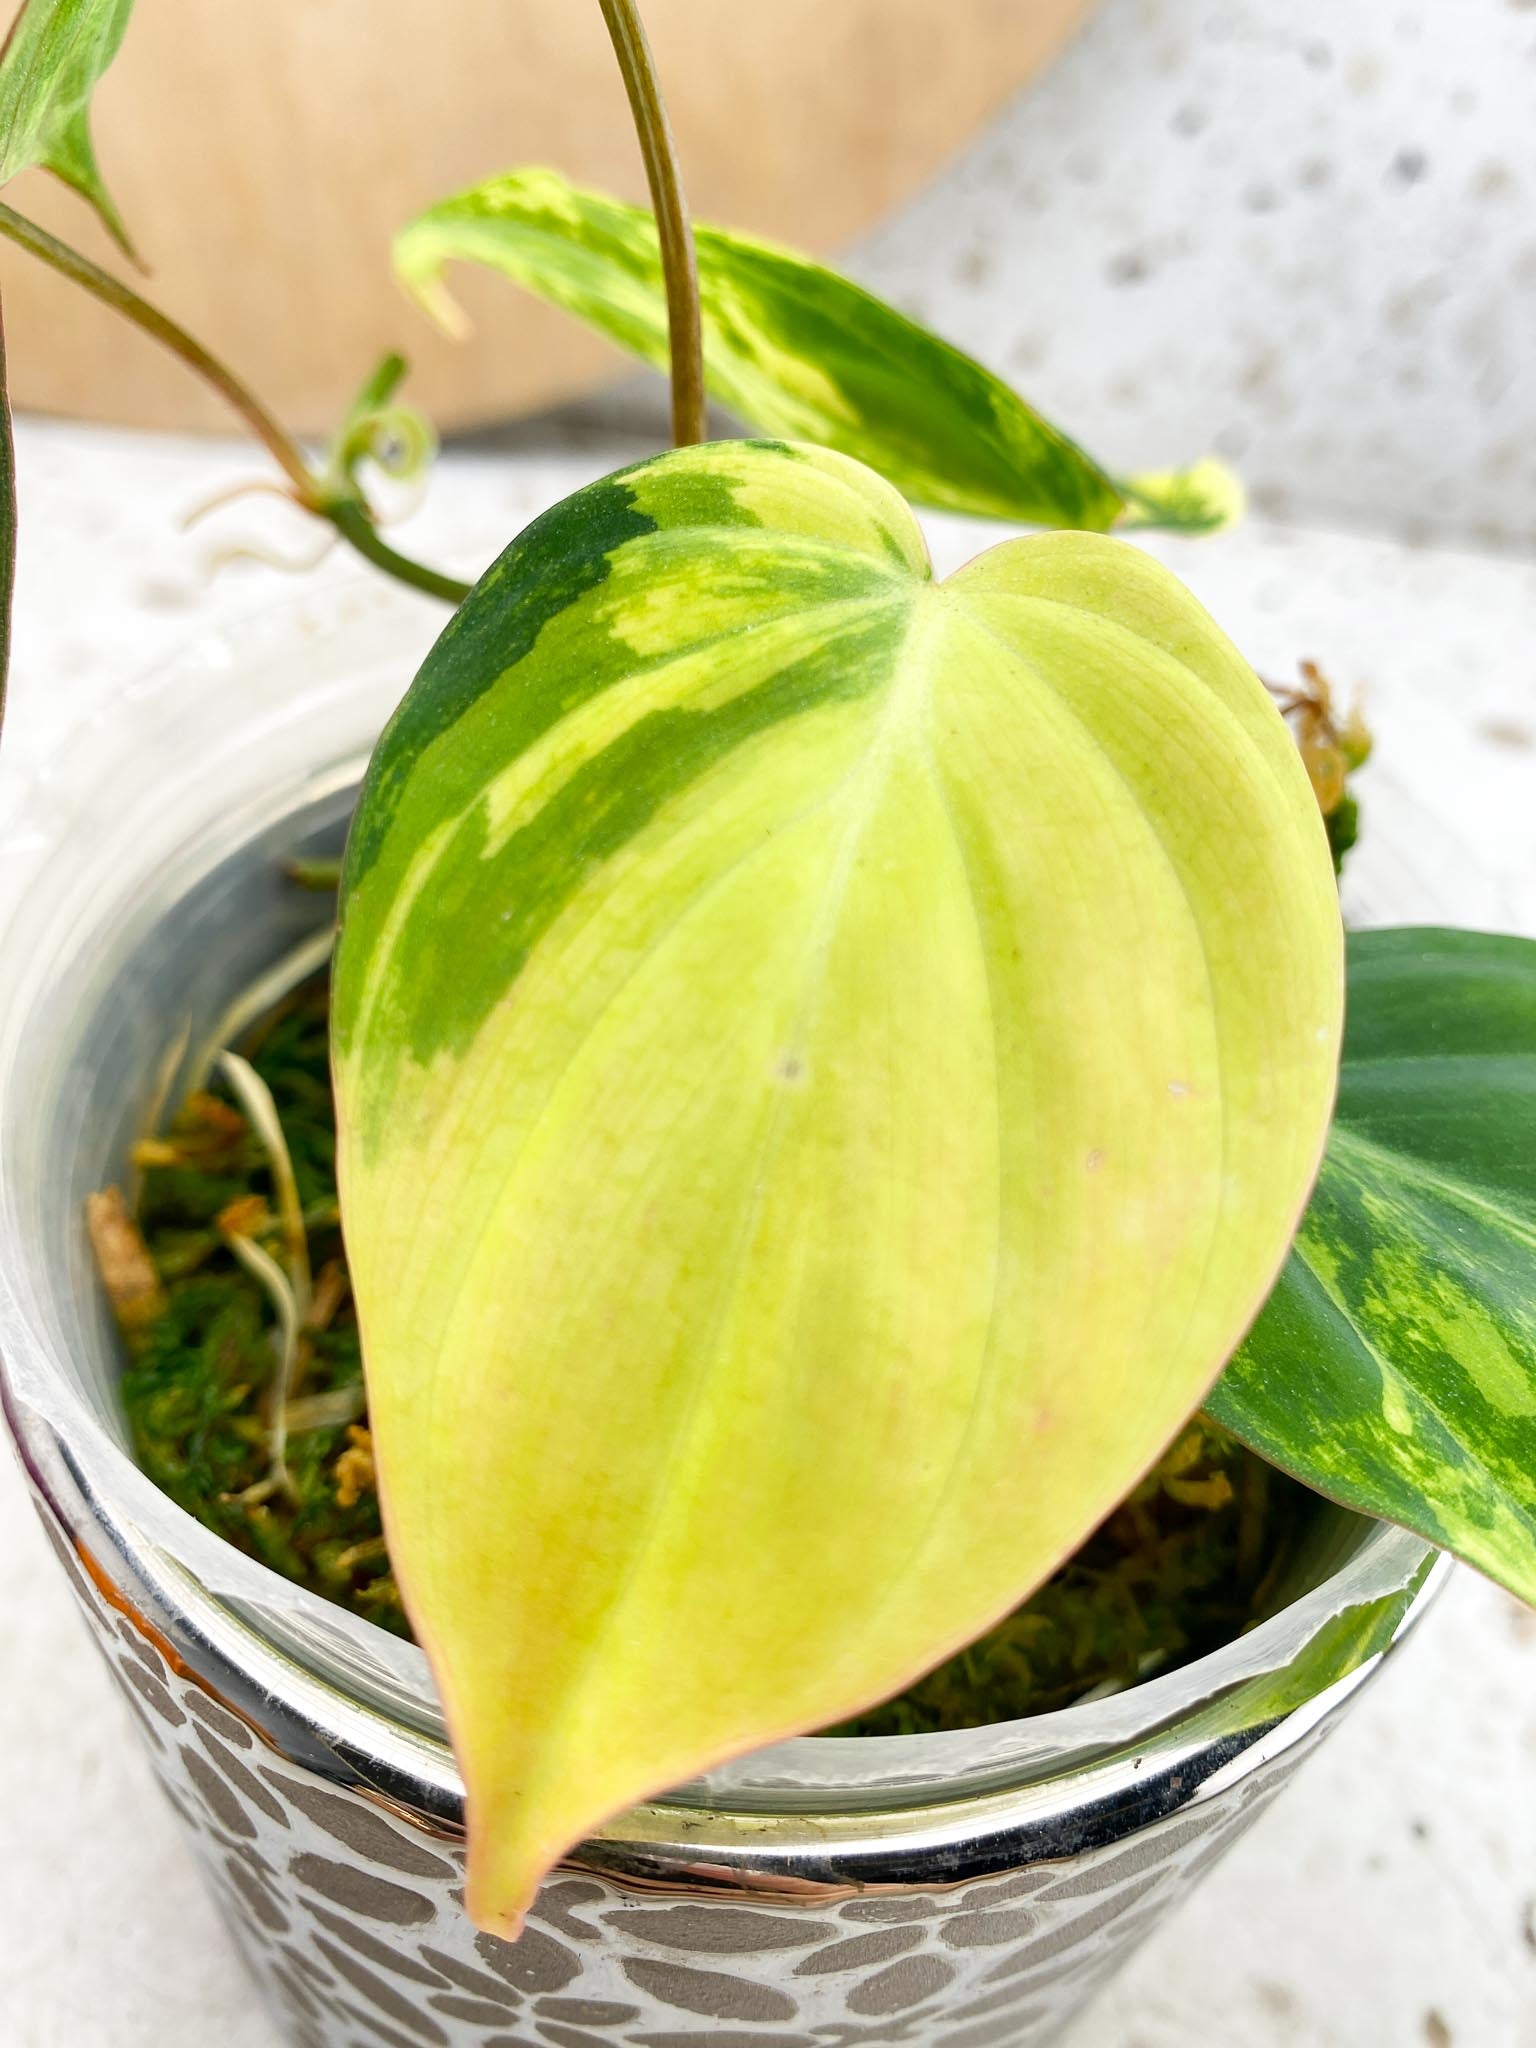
0;0;1097;433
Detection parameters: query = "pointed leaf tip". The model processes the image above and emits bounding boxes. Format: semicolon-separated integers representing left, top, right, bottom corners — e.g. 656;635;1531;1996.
1119;457;1246;535
334;440;1342;1926
0;0;136;253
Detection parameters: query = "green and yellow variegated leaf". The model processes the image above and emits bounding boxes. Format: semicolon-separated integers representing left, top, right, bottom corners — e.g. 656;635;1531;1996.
394;167;1125;531
0;0;134;252
1213;927;1536;1606
1120;457;1246;536
333;439;1342;1934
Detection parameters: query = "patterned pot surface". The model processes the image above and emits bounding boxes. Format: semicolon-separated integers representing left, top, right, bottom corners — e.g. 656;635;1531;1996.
11;1415;1431;2048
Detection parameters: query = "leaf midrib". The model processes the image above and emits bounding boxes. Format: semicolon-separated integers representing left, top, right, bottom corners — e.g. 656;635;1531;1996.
1322;1119;1536;1252
472;590;972;1761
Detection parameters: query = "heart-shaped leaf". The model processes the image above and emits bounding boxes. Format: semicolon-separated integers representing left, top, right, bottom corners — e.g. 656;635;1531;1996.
333;439;1342;1934
1212;926;1536;1605
396;168;1142;531
0;0;134;253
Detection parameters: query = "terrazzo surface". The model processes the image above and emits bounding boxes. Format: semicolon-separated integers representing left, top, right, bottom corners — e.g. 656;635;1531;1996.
856;0;1536;550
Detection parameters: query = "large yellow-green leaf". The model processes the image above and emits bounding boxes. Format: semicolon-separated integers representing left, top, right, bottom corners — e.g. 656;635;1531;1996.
0;0;134;252
1213;927;1536;1605
395;167;1136;530
332;439;1342;1935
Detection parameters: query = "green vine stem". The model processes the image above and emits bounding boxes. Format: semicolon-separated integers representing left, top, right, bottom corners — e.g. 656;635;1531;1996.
0;200;468;606
323;496;467;605
598;0;707;448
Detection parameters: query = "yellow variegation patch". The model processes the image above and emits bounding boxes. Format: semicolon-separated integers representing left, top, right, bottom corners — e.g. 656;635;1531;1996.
333;439;1342;1934
394;168;1126;530
1214;927;1536;1606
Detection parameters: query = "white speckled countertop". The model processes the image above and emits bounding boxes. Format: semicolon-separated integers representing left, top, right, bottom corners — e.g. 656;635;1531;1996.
4;0;1536;2038
858;0;1536;552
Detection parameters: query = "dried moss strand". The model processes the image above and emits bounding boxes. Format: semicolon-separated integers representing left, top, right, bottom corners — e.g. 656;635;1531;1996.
221;1227;300;1503
218;1050;312;1317
198;927;336;1091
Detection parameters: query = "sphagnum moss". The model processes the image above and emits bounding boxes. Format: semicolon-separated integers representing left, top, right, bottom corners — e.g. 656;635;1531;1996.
101;969;1306;1728
112;981;406;1635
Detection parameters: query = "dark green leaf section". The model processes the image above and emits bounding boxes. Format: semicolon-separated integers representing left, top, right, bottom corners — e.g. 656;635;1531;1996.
394;168;1126;532
1213;927;1536;1606
335;439;923;1085
341;473;658;889
368;605;902;1073
0;0;134;252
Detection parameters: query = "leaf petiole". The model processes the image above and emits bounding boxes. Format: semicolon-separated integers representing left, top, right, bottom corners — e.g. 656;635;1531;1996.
0;199;469;605
597;0;705;449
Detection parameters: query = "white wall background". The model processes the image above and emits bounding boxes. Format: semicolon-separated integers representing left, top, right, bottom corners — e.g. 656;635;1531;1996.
855;0;1536;549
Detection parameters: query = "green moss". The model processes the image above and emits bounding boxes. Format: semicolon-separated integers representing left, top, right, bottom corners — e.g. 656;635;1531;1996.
118;976;1304;1724
120;984;405;1633
834;1423;1294;1733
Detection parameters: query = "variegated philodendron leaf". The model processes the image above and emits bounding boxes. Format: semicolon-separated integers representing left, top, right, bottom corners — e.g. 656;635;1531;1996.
333;439;1342;1934
0;0;134;252
1119;457;1247;536
395;168;1232;537
1213;927;1536;1607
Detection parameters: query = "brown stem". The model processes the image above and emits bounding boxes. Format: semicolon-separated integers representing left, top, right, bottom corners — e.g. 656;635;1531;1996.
0;202;468;605
597;0;707;447
0;201;313;500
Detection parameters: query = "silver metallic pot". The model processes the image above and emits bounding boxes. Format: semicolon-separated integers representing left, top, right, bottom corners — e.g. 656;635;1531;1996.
0;589;1441;2048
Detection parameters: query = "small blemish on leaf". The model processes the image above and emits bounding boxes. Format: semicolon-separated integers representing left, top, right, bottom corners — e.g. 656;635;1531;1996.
1168;1080;1190;1099
1086;1149;1104;1173
775;1054;806;1083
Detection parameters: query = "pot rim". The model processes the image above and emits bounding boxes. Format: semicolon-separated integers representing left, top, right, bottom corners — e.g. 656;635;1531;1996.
0;581;1445;1876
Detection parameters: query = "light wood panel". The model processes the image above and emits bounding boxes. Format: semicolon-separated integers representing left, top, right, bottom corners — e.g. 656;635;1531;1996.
0;0;1096;433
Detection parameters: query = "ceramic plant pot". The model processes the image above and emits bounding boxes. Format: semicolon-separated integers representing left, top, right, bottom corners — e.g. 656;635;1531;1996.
0;587;1442;2048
